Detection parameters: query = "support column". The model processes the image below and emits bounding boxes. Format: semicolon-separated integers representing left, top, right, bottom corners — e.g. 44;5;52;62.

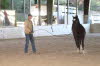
84;0;90;24
35;0;37;4
29;0;31;13
23;0;25;14
0;0;1;10
47;0;53;25
38;0;41;25
57;0;59;24
11;0;14;10
67;0;69;25
76;0;78;15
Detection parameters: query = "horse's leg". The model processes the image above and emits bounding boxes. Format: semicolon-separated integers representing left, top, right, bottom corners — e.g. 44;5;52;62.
75;38;79;52
76;39;80;53
82;40;84;50
79;39;84;53
78;40;81;53
82;39;85;54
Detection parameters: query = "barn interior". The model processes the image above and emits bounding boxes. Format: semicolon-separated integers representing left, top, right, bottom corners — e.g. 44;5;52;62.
0;0;100;66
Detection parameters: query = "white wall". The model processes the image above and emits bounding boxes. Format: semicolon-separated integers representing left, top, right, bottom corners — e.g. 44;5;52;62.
0;24;90;39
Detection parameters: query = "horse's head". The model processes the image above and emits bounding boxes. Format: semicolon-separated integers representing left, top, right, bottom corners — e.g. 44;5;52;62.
72;15;79;25
72;16;76;22
73;15;79;21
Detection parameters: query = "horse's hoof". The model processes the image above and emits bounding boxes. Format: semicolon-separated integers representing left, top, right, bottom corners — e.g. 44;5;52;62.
76;49;81;54
82;50;87;55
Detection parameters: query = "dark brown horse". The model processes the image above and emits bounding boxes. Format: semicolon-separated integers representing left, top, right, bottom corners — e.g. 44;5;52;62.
72;15;86;54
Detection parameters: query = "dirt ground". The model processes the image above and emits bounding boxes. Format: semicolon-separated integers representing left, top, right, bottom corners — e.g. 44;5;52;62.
0;33;100;66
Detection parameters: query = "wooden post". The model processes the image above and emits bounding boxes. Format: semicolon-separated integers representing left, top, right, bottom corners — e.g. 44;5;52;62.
15;11;17;27
47;0;53;25
11;0;14;10
67;0;69;25
84;0;90;24
38;0;41;25
57;0;59;24
29;0;31;13
47;0;53;32
0;0;1;10
64;0;66;24
23;0;25;14
35;0;37;4
76;0;78;15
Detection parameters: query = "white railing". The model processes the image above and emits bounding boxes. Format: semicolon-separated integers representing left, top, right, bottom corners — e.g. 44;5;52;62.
91;15;100;24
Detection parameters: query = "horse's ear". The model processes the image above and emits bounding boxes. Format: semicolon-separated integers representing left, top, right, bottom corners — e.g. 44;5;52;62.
72;16;74;17
76;15;78;17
